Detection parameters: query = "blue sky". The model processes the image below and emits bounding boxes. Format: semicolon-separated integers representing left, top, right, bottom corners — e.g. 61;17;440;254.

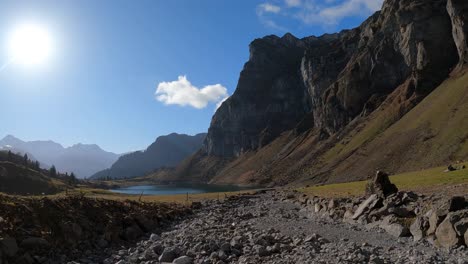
0;0;382;153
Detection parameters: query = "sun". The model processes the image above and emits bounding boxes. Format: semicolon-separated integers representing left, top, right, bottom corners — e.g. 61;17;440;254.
7;23;53;66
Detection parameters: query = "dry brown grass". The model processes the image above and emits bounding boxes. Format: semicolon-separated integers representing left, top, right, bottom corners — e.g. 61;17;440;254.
49;187;257;204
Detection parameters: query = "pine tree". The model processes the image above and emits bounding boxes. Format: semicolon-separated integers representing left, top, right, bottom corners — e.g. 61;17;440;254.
49;165;57;178
70;172;77;184
23;153;28;165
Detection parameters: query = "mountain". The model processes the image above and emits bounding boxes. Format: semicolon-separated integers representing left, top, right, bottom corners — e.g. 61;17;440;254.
168;0;468;186
91;133;206;179
0;135;120;178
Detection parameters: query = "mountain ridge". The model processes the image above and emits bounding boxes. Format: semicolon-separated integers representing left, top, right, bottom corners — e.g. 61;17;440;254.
0;135;120;178
167;0;468;186
91;133;206;180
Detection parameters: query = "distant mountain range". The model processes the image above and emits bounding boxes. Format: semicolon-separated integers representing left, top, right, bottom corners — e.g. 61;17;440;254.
91;133;206;180
0;135;120;178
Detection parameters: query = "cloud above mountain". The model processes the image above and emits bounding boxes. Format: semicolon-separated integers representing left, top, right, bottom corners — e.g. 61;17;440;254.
257;0;384;30
155;76;228;109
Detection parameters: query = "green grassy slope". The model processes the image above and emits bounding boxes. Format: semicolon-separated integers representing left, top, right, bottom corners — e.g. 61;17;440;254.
299;162;468;198
317;70;468;183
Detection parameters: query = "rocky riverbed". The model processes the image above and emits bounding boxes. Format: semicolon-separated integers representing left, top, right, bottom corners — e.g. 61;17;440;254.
74;189;468;264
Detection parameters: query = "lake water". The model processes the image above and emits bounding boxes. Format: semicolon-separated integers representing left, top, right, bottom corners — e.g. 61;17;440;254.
110;184;248;196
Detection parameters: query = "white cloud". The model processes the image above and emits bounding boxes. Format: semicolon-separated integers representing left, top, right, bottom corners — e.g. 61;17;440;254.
257;3;281;15
256;0;384;29
155;76;228;109
256;3;288;31
307;0;384;25
285;0;302;7
296;0;383;25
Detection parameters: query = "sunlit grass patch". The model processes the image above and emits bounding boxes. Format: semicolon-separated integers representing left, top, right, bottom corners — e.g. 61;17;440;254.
298;162;468;198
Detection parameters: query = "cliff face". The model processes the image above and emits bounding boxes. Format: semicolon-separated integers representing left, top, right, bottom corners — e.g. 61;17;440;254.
180;0;468;186
203;34;312;157
448;0;468;67
204;0;459;159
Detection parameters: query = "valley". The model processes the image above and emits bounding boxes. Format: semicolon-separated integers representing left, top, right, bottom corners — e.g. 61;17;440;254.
1;0;468;263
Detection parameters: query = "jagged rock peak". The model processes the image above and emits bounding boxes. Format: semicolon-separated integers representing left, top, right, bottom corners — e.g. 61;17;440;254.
203;0;463;158
447;0;468;67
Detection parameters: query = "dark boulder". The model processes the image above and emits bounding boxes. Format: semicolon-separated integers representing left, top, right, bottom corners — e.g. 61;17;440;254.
365;171;398;198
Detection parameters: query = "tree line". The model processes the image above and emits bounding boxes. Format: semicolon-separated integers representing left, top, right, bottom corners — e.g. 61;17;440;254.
0;150;78;185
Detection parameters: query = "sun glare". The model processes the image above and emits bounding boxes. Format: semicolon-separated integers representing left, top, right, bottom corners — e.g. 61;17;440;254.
7;23;53;66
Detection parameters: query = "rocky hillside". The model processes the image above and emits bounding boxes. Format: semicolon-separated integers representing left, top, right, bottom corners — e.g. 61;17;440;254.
0;135;120;178
91;133;206;180
0;151;71;195
173;0;468;186
0;194;189;263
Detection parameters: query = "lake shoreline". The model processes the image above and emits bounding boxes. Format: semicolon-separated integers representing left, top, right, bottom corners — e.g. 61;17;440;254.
109;183;256;196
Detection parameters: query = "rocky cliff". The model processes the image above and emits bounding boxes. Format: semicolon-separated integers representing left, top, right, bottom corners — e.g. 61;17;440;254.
178;0;468;186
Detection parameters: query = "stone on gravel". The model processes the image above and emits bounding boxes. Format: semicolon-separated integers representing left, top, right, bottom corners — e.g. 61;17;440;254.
0;237;18;257
427;209;447;235
150;233;161;241
435;209;468;249
410;216;430;242
220;242;231;253
257;246;270;257
159;248;177;262
381;222;409;238
465;230;468;247
95;189;468;264
314;203;321;213
173;256;192;264
230;236;243;249
365;171;398;198
352;194;382;220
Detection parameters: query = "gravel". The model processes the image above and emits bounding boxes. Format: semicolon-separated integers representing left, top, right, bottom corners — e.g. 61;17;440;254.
69;190;468;264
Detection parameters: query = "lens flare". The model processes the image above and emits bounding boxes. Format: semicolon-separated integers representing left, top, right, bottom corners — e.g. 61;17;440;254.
7;23;53;66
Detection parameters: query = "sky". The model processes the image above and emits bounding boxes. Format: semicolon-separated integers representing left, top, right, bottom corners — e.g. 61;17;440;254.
0;0;383;153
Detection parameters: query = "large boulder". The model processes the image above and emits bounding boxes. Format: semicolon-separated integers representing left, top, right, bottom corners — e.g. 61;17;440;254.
427;196;467;235
380;215;410;238
440;196;466;212
383;223;410;238
435;209;468;249
365;171;398;198
427;209;447;235
410;216;430;242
